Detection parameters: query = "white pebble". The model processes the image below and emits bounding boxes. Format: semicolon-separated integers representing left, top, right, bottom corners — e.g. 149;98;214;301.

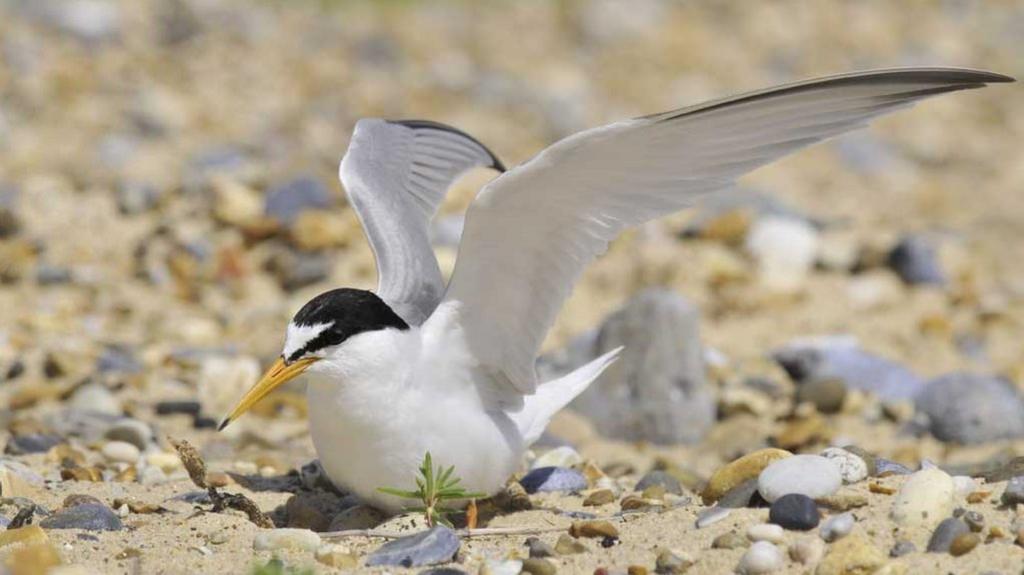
820;447;868;484
253;528;322;552
146;452;183;473
101;440;140;464
695;506;731;529
758;454;842;503
482;560;523;575
952;475;977;496
737;541;784;574
530;445;583;470
789;537;825;565
745;215;819;293
139;465;167;485
890;467;954;528
747;523;785;544
819;512;855;542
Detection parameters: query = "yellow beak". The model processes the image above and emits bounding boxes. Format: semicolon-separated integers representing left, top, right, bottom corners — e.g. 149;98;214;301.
218;356;317;431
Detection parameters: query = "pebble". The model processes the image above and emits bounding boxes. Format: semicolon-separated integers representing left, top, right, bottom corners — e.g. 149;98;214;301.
583;489;615;506
717;478;760;509
820;447;868;484
569;520;619;539
702;448;792;503
887;234;945;285
736;541;784;574
747;523;785;544
553;534;586;555
874;458;913;477
154;401;202;416
745;214;819;293
695;506;731;529
890;467;954;528
926;517;969;552
772;338;924;401
520;467;588;493
69;383;122;415
525;537;555;558
635;470;684;495
146;452;183;473
520;558;557;575
816;535;885;575
253;528;322;552
104;419;153;451
712;532;748;549
768;494;820;530
101;441;141;464
481;560;522;575
530;446;582;470
365;525;460;567
915;373;1024;443
788;537;824;565
962;510;985;532
1002;476;1024;505
654;549;693;574
948;533;980;556
328;504;386;531
889;540;916;557
795;379;847;414
314;543;358;569
757;454;842;503
5;434;63;455
572;289;714;444
39;504;123;531
819;512;855;542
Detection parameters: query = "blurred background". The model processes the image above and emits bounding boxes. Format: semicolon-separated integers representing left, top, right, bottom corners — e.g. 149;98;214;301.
0;0;1022;465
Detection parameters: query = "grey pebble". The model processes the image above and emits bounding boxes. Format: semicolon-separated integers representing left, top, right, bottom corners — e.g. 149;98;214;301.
1000;476;1024;506
104;418;153;451
4;433;63;455
915;373;1024;444
926;517;968;553
890;540;916;557
773;338;924;401
635;470;684;496
874;458;913;477
962;510;985;532
365;525;460;568
695;506;731;529
519;467;587;494
717;478;760;509
887;234;945;286
819;512;855;542
39;503;123;531
525;537;555;558
768;493;820;530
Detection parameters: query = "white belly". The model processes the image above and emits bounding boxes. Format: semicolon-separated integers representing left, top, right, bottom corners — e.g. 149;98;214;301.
306;375;524;512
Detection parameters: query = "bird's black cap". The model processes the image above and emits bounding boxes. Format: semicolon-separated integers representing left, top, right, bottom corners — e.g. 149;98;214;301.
287;288;409;362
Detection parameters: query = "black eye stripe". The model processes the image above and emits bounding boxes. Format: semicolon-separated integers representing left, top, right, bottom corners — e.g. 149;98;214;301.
287;288;409;358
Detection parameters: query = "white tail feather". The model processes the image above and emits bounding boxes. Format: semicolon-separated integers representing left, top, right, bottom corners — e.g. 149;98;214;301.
512;347;622;446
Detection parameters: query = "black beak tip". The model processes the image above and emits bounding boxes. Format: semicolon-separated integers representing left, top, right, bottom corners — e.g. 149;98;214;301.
217;418;230;432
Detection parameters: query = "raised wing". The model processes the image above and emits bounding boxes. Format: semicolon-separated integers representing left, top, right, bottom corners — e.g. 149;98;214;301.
339;119;504;325
442;67;1013;395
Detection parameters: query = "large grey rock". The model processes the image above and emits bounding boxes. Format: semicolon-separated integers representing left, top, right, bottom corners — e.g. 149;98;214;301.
773;337;924;401
915;373;1024;444
570;289;714;444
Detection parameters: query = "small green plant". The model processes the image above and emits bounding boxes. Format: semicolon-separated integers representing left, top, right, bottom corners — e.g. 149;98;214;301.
378;452;485;527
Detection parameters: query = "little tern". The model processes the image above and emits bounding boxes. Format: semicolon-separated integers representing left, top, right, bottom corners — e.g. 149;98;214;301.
221;67;1012;511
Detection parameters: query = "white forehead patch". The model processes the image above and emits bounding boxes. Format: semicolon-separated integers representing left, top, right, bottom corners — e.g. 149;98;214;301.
283;321;333;360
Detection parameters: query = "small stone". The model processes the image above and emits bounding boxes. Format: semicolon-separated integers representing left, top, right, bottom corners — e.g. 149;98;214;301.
654;549;692;574
315;543;358;568
104;419;153;451
520;467;587;493
702;448;792;504
758;455;842;503
101;441;141;464
796;379;847;414
890;467;954;528
915;373;1024;444
773;339;923;402
553;534;586;555
789;537;825;565
6;542;63;574
819;512;855;542
365;525;459;567
926;518;969;553
139;465;167;486
948;533;979;557
816;535;885;575
64;494;103;508
569;520;618;539
816;492;866;513
530;446;582;470
868;483;897;495
69;384;122;415
525;537;555;558
583;489;616;506
253;528;322;552
962;510;984;532
40;503;123;531
889;540;916;557
328;504;386;531
482;560;522;575
1000;476;1024;506
820;448;868;484
769;494;820;530
718;478;760;509
695;506;731;529
745;215;819;293
712;532;748;550
874;458;913;477
145;452;183;473
747;523;786;544
154;401;201;416
520;558;557;575
635;470;684;495
887;234;945;285
737;540;784;574
5;434;63;456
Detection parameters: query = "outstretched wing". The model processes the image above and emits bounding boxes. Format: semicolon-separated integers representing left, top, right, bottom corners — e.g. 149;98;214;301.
339;119;504;325
442;67;1012;394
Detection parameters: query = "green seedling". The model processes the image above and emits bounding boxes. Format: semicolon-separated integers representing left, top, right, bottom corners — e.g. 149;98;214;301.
378;452;485;527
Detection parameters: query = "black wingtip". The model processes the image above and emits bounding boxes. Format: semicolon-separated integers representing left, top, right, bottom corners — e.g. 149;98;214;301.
388;119;506;173
217;418;230;432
